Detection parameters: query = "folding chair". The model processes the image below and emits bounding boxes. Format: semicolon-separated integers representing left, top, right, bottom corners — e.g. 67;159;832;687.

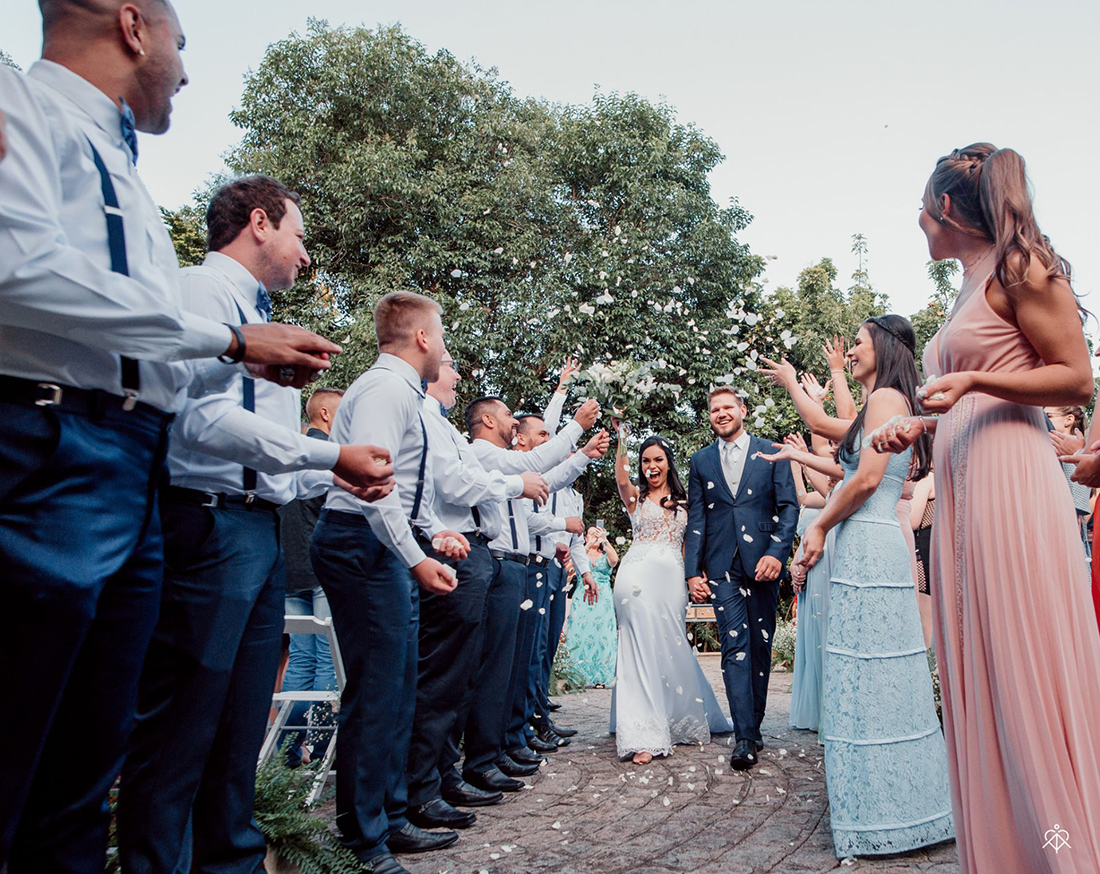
259;614;345;805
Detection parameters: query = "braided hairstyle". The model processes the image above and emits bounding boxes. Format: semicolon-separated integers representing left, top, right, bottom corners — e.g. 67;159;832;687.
923;143;1072;294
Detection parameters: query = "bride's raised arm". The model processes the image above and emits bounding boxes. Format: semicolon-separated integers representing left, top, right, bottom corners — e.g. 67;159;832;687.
614;424;640;512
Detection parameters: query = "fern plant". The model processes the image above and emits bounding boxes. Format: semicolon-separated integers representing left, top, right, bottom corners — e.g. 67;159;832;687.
253;751;361;874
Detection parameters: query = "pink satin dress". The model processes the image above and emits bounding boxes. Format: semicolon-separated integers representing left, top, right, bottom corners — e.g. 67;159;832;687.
924;275;1100;872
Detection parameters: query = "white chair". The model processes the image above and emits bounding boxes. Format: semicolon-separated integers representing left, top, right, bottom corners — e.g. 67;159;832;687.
259;614;345;805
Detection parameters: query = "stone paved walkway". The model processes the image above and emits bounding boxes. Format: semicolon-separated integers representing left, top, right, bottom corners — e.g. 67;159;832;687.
400;654;959;874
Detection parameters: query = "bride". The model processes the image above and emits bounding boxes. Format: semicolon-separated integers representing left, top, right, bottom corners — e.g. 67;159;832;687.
610;429;733;764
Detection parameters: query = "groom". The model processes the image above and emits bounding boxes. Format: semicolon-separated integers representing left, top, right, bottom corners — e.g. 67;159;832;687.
685;386;798;770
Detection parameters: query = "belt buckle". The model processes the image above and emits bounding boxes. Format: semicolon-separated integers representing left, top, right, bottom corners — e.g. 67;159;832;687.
34;383;63;406
244;493;256;505
200;492;220;508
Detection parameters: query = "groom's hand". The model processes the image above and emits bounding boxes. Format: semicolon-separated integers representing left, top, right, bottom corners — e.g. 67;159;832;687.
754;555;782;582
687;576;710;602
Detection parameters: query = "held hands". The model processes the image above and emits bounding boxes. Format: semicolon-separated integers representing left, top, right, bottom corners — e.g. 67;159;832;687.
754;555;783;582
582;572;599;605
757;355;798;390
790;558;807;594
795;524;825;572
520;471;550;504
573;399;601;430
411;557;458;595
687;575;710;603
582;429;611;459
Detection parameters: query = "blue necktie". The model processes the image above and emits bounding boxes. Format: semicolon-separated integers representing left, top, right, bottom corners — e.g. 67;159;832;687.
256;283;273;322
119;98;138;165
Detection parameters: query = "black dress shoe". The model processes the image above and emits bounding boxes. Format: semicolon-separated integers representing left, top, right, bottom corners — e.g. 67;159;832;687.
528;735;557;753
547;720;577;737
497;753;539;777
506;746;546;766
440;780;502;808
362;852;410;874
408;798;476;830
548;701;562;712
730;739;758;771
755;740;765;752
386;822;458;854
534;723;570;747
463;765;524;793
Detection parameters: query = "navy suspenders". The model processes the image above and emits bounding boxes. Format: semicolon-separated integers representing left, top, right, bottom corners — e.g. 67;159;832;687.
231;302;259;495
87;141;140;409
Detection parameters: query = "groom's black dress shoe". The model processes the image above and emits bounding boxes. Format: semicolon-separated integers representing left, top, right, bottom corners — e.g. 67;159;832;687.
463;765;524;793
497;753;540;777
407;799;476;830
386;823;458;854
730;739;758;771
548;701;562;712
361;852;410;874
547;720;577;737
441;780;502;807
528;735;558;753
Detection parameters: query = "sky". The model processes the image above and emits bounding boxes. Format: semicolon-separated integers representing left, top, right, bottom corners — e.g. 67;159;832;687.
5;0;1099;325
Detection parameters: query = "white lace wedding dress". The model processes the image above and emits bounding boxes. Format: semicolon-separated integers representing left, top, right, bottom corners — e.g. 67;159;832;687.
610;497;733;759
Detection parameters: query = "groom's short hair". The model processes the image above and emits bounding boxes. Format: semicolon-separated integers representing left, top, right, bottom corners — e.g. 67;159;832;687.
708;385;745;405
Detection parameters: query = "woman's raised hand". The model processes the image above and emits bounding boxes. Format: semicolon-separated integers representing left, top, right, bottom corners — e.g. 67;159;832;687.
758;355;798;390
823;334;847;372
800;372;830;406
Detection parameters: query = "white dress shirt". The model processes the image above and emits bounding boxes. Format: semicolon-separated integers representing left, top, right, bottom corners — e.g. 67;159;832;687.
324;353;445;568
423;395;524;538
167;253;340;504
527;453;593;558
720;429;751;497
554;486;591;576
542;390;567;433
0;62;235;412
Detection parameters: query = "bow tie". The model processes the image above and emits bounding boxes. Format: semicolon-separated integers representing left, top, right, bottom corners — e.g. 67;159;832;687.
256;284;273;321
119;98;138;165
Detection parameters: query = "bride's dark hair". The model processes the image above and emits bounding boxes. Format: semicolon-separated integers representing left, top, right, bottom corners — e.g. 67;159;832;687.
637;434;688;514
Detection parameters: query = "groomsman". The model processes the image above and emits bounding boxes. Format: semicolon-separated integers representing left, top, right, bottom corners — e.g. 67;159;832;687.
118;176;392;874
310;292;470;874
447;396;600;794
0;7;340;869
399;352;549;833
684;386;798;770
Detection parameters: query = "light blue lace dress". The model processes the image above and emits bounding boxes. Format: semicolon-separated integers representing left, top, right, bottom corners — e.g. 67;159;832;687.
823;443;954;857
789;506;833;733
564;553;617;687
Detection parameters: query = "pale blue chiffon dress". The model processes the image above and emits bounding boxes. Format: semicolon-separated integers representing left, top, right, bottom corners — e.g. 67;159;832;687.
822;443;954;857
789;505;833;733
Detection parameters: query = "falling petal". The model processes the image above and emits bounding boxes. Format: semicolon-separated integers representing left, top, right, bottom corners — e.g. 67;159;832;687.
520;599;533;610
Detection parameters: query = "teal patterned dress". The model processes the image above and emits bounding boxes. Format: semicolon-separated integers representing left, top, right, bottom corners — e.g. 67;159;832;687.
823;442;954;857
564;553;617;686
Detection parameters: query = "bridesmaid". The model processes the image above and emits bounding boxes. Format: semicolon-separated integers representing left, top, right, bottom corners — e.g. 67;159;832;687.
875;143;1100;872
564;526;618;688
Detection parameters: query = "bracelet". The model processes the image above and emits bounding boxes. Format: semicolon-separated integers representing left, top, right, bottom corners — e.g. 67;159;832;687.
218;323;247;364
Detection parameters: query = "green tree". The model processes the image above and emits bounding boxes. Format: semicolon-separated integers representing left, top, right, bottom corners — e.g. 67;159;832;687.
160;204;207;267
0;49;20;71
910;258;960;362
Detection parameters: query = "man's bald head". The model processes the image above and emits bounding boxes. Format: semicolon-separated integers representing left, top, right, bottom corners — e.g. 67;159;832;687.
39;0;187;135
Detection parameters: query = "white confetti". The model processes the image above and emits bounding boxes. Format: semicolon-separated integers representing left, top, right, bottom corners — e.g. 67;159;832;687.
735;652;746;661
551;821;561;830
519;599;533;610
662;796;671;807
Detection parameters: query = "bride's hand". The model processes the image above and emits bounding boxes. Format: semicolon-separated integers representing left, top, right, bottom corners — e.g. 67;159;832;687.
687;576;710;603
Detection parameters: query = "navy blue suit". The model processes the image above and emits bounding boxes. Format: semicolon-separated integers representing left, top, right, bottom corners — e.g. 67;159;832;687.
684;434;798;744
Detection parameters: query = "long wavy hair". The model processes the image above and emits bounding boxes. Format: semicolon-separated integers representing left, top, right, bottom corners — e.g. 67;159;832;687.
637;434;688;514
837;315;932;480
923;143;1073;294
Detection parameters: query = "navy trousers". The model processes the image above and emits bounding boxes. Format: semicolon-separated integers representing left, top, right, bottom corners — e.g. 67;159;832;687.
310;510;418;862
710;568;780;745
505;560;558;751
0;398;169;874
533;562;568;719
402;535;494;814
118;499;284;874
444;556;525;779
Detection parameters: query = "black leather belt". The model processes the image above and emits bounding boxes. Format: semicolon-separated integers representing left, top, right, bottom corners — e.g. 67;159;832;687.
528;554;550;567
490;549;529;566
162;485;280;513
0;374;170;426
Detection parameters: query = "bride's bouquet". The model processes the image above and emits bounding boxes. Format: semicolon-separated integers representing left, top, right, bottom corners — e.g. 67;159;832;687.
575;359;682;438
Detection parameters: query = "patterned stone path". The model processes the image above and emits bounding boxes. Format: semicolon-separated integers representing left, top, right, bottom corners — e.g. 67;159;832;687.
399;655;959;874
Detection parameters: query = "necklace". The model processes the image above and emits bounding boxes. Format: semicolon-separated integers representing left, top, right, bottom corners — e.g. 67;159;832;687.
959;245;996;283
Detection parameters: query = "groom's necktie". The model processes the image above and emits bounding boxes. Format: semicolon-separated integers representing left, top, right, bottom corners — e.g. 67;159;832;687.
722;440;745;497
